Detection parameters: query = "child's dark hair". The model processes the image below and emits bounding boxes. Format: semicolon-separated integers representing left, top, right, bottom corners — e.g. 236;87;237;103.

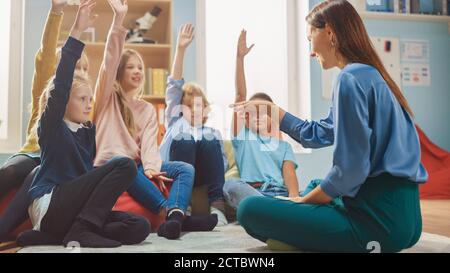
249;92;273;102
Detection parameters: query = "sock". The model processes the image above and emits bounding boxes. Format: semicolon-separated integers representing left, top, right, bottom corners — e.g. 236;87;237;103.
157;210;184;240
182;214;218;232
63;219;122;248
16;230;60;247
266;239;299;251
210;206;228;226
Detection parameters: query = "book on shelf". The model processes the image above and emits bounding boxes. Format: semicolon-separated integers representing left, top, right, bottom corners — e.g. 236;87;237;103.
363;0;449;15
394;0;411;13
152;68;169;97
435;0;449;15
143;67;153;96
410;0;448;15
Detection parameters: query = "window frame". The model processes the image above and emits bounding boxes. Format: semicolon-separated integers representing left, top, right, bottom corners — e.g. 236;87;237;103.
0;0;24;154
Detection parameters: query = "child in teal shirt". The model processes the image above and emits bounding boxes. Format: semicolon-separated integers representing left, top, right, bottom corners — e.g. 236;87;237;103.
224;30;300;209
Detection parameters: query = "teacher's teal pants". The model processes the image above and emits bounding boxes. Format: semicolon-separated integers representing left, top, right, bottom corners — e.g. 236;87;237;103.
237;174;422;253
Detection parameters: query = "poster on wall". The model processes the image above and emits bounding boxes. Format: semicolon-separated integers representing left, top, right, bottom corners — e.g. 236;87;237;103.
401;40;430;63
402;63;431;87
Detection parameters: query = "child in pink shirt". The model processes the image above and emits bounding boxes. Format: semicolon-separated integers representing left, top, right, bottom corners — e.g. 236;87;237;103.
93;0;217;240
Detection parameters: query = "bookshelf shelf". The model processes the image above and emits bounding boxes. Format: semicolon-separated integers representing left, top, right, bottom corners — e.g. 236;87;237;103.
143;95;166;102
361;11;450;22
347;0;450;32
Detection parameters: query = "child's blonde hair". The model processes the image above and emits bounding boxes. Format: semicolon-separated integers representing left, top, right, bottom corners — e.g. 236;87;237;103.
31;71;92;139
114;49;146;138
181;82;210;124
27;49;89;117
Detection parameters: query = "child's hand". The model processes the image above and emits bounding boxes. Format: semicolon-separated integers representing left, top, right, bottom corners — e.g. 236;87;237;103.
275;196;304;203
51;0;68;15
237;29;254;59
70;0;98;39
177;23;195;50
108;0;128;25
145;171;174;192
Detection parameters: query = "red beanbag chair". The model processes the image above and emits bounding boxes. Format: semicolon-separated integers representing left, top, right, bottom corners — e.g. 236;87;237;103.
113;192;165;232
114;179;170;232
0;189;33;238
416;125;450;199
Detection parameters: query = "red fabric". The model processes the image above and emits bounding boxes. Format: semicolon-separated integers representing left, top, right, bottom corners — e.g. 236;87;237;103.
0;180;170;238
416;125;450;199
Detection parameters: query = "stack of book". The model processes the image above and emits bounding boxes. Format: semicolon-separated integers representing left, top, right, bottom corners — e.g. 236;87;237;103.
364;0;449;15
143;68;169;97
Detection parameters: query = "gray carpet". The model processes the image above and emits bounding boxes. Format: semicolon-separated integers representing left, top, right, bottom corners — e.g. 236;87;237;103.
18;223;450;253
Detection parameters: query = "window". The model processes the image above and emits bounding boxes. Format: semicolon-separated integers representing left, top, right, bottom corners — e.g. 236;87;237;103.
0;0;23;153
0;0;12;140
196;0;311;153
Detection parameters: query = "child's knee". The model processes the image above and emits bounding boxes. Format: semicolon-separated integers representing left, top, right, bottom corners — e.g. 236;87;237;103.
171;134;196;149
199;138;221;151
172;161;195;181
0;164;18;181
111;157;137;180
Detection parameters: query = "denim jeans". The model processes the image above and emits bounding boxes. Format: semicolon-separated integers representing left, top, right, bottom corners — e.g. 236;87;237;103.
223;178;290;209
127;161;195;214
169;132;225;204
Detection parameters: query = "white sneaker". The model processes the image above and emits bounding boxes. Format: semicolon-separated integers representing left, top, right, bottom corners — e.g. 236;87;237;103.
210;207;228;227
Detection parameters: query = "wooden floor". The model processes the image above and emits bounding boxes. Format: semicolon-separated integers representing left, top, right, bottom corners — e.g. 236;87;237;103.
1;200;449;253
421;200;450;237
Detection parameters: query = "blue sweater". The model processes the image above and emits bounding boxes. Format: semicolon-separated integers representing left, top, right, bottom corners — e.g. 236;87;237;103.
280;63;428;199
28;37;96;202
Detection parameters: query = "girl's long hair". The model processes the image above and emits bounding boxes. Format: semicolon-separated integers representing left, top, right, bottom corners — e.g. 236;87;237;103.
115;49;146;138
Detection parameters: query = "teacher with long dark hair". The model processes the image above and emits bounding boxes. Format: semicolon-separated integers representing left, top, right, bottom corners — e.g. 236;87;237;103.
233;0;428;253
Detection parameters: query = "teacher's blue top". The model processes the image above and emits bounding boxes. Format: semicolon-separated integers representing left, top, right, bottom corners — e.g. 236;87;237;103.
280;63;428;199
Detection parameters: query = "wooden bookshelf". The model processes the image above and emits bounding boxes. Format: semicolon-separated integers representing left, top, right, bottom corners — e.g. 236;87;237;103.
142;95;166;102
348;0;450;32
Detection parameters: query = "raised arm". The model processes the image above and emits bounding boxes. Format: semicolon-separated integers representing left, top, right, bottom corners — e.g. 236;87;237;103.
232;30;254;137
39;0;95;144
93;0;128;123
165;23;194;127
26;0;67;137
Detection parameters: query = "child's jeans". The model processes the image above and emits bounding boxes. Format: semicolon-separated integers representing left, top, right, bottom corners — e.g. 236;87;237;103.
127;162;195;214
223;178;289;209
169;133;225;205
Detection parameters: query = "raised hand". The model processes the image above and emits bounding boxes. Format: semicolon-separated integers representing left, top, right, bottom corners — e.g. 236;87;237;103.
70;0;98;39
237;29;254;59
177;23;195;50
51;0;68;15
108;0;128;24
